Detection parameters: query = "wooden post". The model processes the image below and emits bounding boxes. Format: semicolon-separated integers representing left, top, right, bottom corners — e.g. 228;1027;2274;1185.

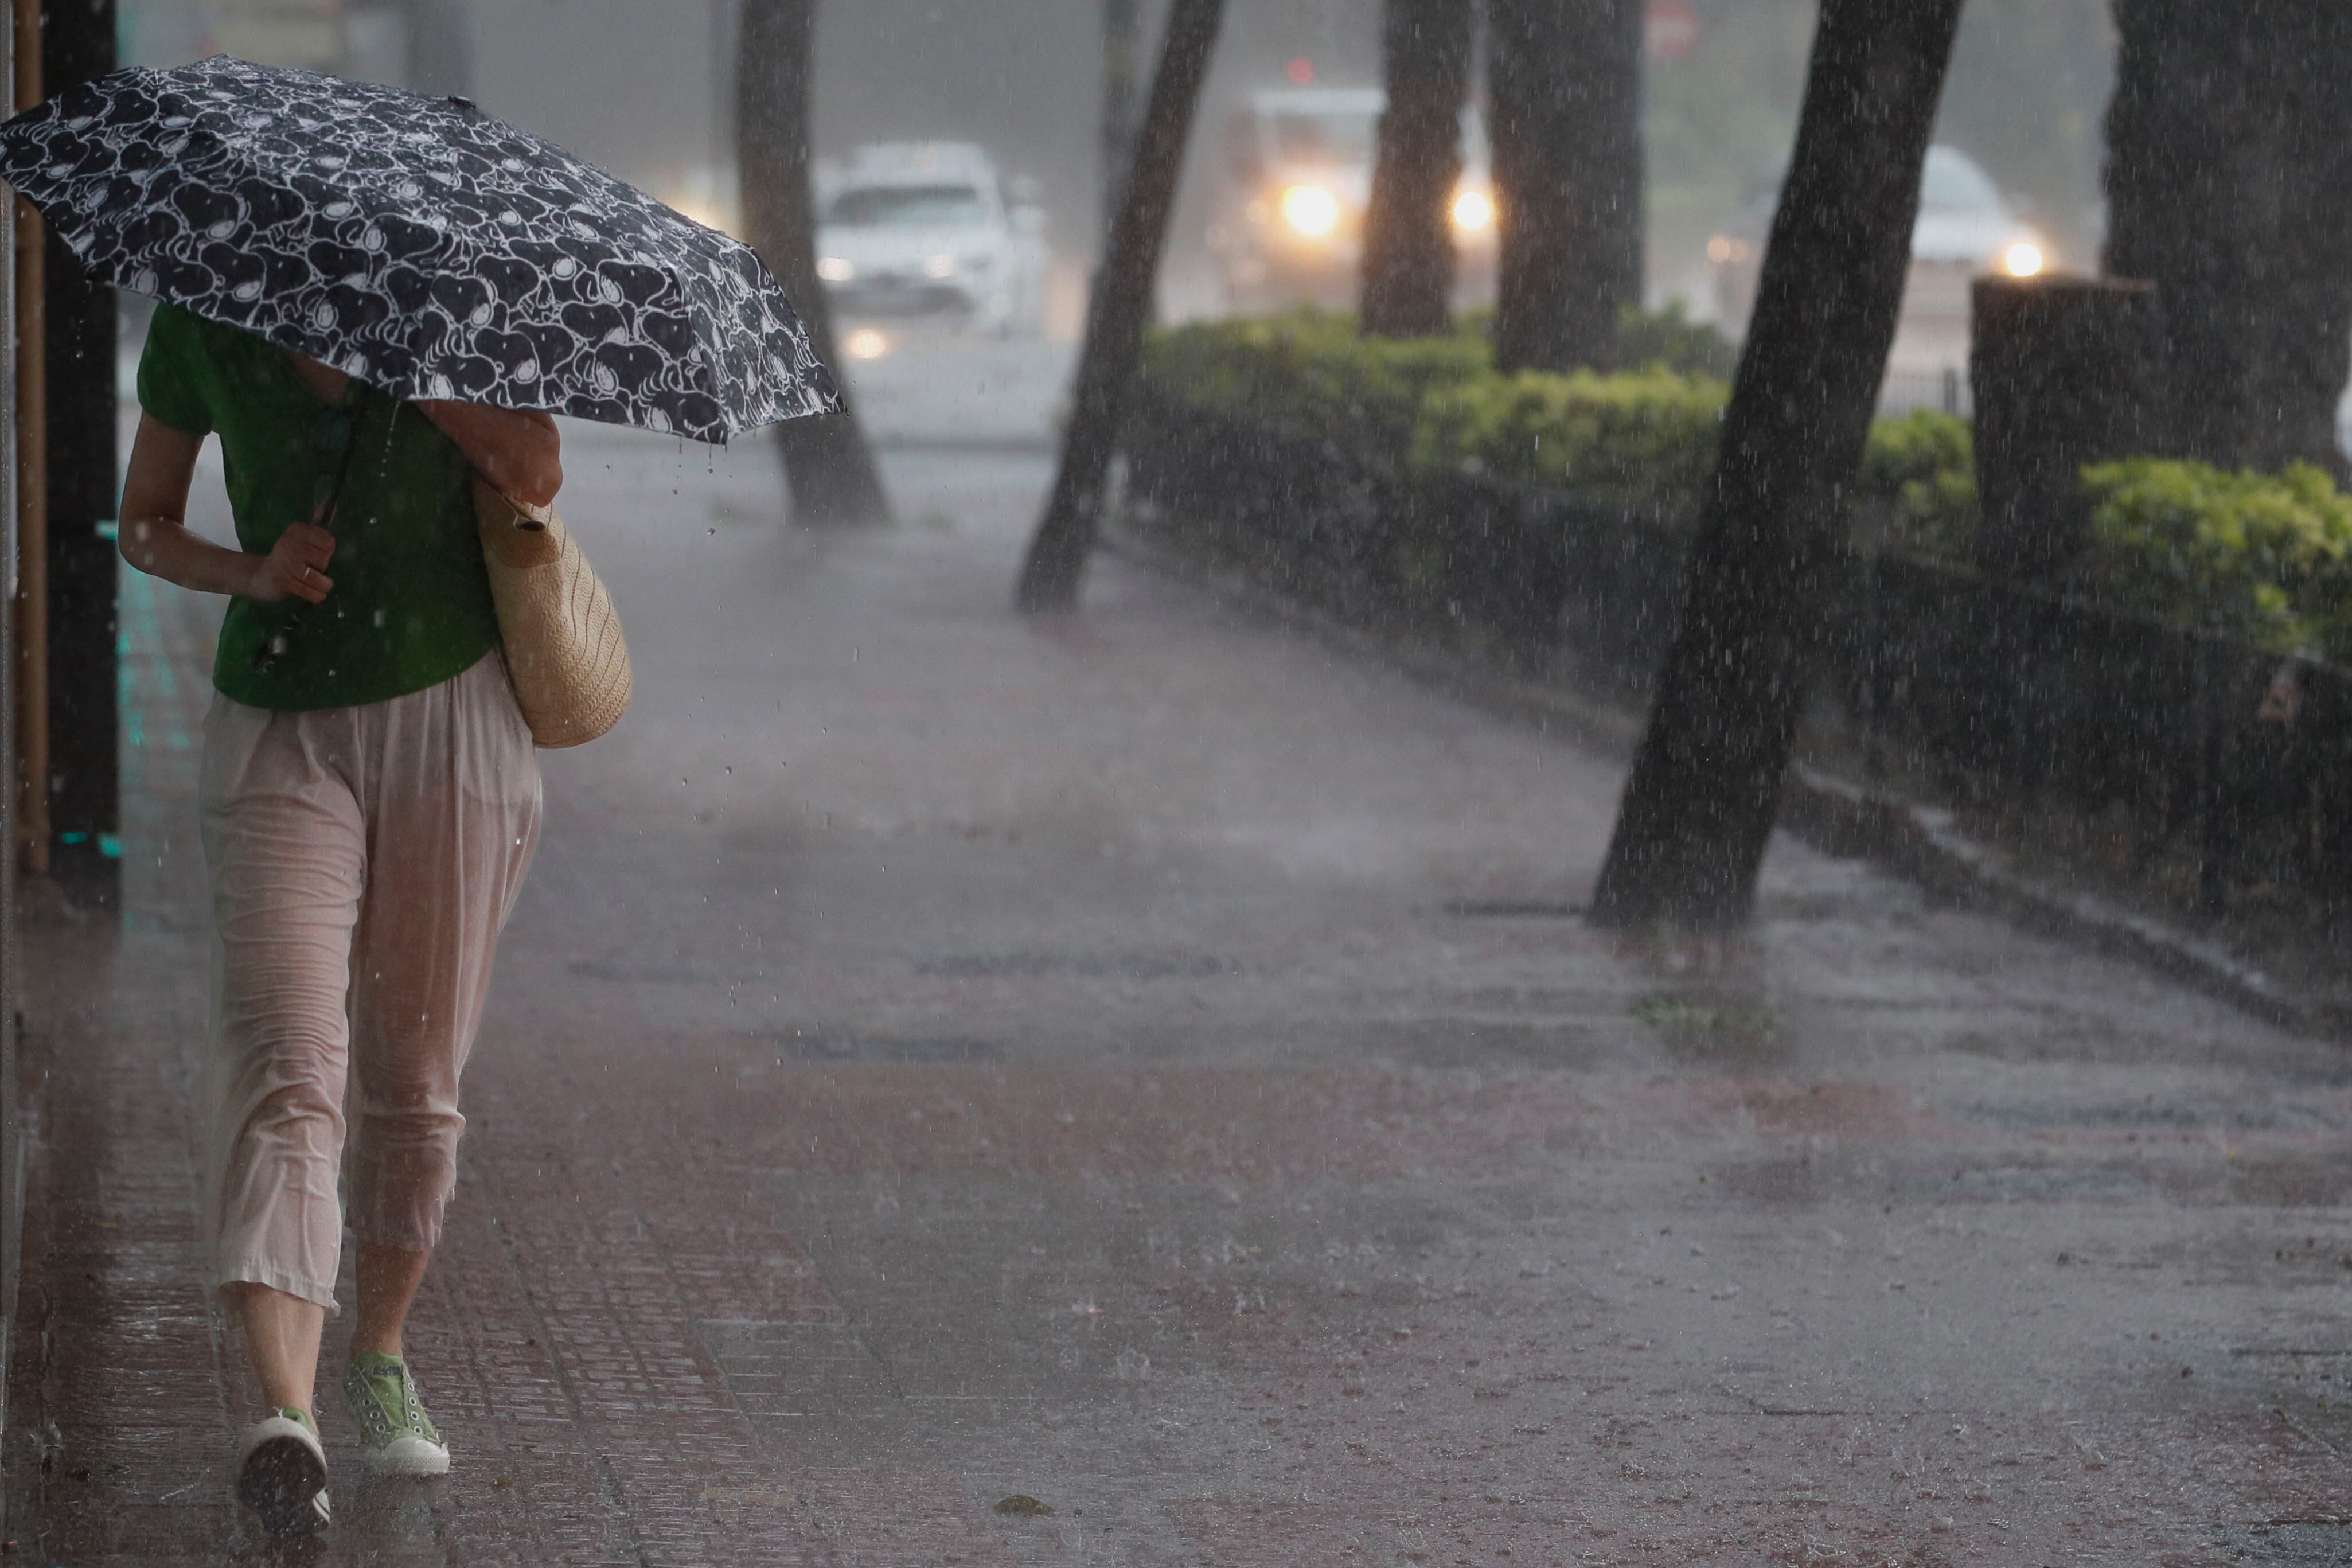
0;0;19;1412
41;0;118;910
1970;275;2166;585
10;0;42;881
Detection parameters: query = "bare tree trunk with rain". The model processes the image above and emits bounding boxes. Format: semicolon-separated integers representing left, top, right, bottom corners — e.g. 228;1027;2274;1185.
1015;0;1226;613
1359;0;1473;338
2265;4;2352;474
1487;0;1643;373
1587;0;1964;932
736;0;891;526
2104;0;2352;473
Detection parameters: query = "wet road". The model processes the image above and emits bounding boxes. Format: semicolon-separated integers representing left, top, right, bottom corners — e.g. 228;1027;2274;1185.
14;337;2352;1563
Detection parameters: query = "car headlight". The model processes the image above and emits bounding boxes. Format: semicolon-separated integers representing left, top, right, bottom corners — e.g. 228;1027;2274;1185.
1450;188;1493;232
1279;183;1340;239
817;256;855;283
2001;241;2045;278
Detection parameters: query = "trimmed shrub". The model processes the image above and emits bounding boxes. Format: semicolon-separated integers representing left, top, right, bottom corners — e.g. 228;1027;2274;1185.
1859;409;1979;561
1610;299;1741;379
1141;310;1974;531
2081;458;2352;656
1411;366;1727;512
1140;311;1489;463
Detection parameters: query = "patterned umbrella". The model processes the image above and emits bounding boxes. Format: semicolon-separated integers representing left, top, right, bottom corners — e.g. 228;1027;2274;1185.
0;54;840;443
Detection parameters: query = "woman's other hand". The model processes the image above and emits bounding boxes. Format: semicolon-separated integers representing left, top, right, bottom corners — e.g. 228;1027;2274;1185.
119;412;287;599
417;400;563;508
247;521;337;604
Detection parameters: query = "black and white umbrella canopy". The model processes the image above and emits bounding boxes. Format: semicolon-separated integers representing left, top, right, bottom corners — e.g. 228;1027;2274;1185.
0;55;841;443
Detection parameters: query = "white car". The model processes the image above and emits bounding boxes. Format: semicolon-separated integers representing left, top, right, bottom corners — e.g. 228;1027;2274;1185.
814;143;1048;338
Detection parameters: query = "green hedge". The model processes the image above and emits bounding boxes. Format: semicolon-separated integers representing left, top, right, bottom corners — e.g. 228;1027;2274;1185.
1140;310;1489;459
1412;365;1728;512
1859;409;1979;562
2083;458;2352;659
1139;311;2352;658
1141;309;1974;528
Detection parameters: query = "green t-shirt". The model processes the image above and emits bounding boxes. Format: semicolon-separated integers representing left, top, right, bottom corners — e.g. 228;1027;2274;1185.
135;303;500;711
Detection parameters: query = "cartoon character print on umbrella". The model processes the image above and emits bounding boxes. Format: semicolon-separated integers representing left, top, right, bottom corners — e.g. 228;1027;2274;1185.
0;54;839;442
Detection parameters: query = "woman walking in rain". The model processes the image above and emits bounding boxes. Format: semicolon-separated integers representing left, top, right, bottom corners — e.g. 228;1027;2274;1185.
1;51;838;1540
116;302;561;1534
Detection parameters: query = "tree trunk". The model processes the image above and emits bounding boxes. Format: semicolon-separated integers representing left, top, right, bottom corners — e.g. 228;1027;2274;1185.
1587;0;1965;933
1014;0;1226;613
1487;0;1643;374
735;0;891;526
1359;0;1473;339
2258;2;2352;474
2103;0;2269;469
2104;0;2352;473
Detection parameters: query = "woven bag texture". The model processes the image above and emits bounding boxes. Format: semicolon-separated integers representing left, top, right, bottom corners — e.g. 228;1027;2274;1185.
474;477;632;748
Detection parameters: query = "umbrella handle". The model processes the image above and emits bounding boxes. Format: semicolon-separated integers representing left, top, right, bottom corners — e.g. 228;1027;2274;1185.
250;395;374;675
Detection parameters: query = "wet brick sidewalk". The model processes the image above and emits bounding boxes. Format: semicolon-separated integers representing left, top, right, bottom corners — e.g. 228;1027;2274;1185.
10;431;2352;1565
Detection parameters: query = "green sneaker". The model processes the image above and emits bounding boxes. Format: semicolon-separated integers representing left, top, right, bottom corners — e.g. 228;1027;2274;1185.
341;1351;451;1476
233;1406;330;1536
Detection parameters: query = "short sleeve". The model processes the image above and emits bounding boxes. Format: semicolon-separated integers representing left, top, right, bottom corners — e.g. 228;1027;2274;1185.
135;303;215;436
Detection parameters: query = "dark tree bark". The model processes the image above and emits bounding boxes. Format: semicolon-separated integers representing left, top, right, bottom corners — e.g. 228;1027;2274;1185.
1014;0;1226;613
1588;0;1965;932
736;0;891;526
2104;0;2271;468
1487;0;1643;373
2104;0;2352;473
1359;0;1473;338
2257;2;2352;473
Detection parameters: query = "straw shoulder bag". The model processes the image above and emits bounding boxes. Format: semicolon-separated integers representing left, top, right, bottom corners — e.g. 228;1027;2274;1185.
473;476;632;748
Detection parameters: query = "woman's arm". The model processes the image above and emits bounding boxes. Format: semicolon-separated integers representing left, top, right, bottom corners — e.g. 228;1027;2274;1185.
416;401;563;508
118;413;333;603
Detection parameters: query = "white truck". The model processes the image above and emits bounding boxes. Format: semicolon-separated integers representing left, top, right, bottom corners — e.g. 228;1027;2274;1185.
1204;87;1496;315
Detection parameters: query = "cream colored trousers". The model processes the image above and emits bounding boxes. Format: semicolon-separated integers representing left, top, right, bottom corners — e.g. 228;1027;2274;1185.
198;653;541;1313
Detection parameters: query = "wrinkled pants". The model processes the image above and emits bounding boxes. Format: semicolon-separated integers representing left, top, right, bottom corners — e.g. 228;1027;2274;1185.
199;653;541;1313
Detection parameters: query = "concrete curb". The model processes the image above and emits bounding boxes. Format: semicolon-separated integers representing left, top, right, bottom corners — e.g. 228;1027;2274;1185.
1105;522;2338;1039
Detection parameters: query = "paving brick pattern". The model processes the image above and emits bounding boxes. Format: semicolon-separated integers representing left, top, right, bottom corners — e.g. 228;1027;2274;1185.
11;433;2352;1563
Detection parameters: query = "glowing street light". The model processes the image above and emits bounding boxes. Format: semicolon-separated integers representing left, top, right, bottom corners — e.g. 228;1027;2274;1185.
1280;182;1340;239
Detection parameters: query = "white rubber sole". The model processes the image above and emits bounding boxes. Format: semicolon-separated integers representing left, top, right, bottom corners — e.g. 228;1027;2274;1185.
357;1432;451;1477
233;1415;330;1536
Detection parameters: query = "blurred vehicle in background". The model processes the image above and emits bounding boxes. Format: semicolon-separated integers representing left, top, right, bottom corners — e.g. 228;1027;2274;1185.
1205;87;1496;317
1710;145;2050;407
816;142;1050;341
